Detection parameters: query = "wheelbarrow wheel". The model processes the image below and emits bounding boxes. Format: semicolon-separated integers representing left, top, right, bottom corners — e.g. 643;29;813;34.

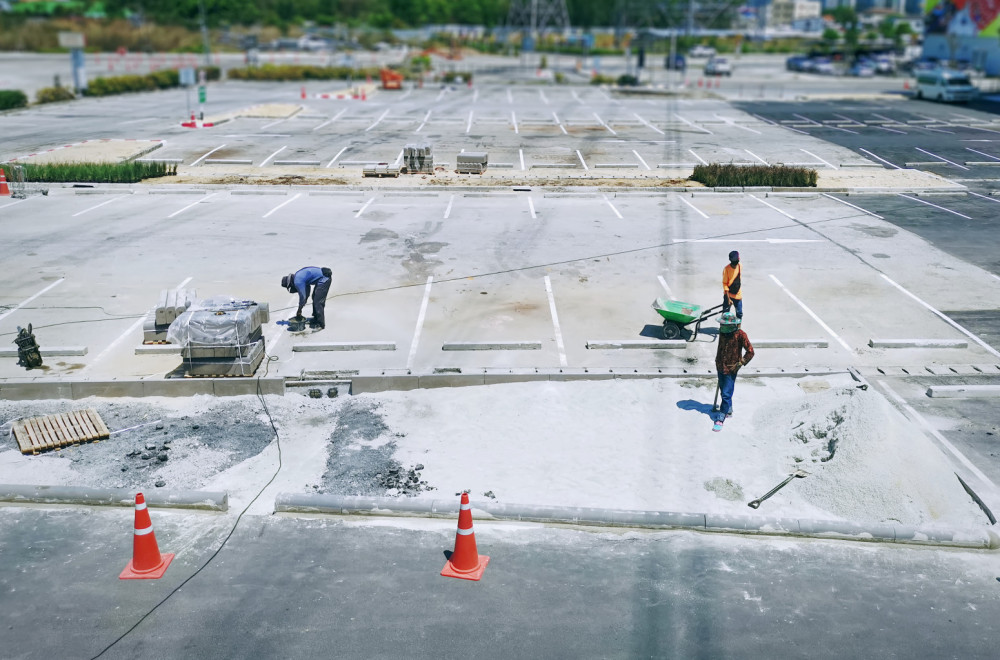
662;321;682;340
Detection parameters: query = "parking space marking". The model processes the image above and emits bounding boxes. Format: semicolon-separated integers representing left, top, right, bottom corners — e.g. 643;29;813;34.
858;148;901;169
572;90;583;104
312;108;346;132
265;294;299;351
749;194;795;219
0;278;65;325
326;146;348;168
963;125;1000;135
577;150;589;170
875;125;907;135
406;276;433;369
415;110;431;133
821;193;883;219
444;194;454;219
915;147;969;170
897;194;971;219
0;198;28;210
793;113;820;126
519;148;526;171
539;89;549;105
879;273;1000;359
355;197;375;218
511;111;519;135
190;144;226;166
634;112;666;135
879;380;999;495
657;275;674;298
916;125;954;135
688;148;707;165
602;194;622;218
800;149;837;169
527;197;536;219
260;145;286;166
594;112;617;135
261;118;287;130
750;113;778;126
769;274;851;352
744;149;767;164
715;114;761;134
544;275;568;367
83;276;191;374
466;110;474;133
167;192;217;219
263;193;301;219
632;150;651;170
968;191;1000;204
365;109;390;132
672;113;708;135
966;147;1000;161
553;112;568;134
72;195;128;217
506;88;513;104
676;194;708;219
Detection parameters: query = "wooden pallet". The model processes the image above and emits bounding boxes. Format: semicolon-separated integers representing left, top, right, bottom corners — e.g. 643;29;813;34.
11;409;111;455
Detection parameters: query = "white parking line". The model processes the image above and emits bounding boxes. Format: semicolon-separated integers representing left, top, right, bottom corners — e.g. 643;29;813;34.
472;89;478;103
72;195;128;217
539;89;549;105
593;112;617;135
879;380;999;494
263;192;301;218
167;192;217;219
672;113;708;135
444;194;454;219
688;148;708;165
715;114;761;134
415;110;431;133
879;272;1000;358
527;197;537;219
897;193;971;219
657;275;674;298
676;194;708;219
800;149;837;169
466;110;474;133
577;150;589;170
874;125;907;135
915;147;969;170
632;150;651;170
365;109;390;132
965;147;1000;161
544;275;568;367
602;194;622;218
0;198;29;210
512;111;519;134
572;90;583;104
312;108;346;132
260;118;287;130
769;274;852;352
553;112;568;134
821;193;883;219
326;146;348;168
83;276;191;374
634;112;666;135
744;149;767;164
507;88;513;104
189;144;226;166
355;197;374;218
265;294;300;351
792;113;820;125
519;148;526;171
858;148;901;169
260;145;286;166
0;278;65;325
406;276;433;370
749;193;795;219
968;190;1000;204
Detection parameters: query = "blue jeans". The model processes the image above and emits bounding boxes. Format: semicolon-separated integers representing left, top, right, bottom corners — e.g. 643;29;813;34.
718;373;737;417
722;295;743;319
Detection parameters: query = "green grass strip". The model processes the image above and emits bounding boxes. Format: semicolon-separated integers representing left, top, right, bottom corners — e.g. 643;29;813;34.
691;163;817;188
1;161;176;183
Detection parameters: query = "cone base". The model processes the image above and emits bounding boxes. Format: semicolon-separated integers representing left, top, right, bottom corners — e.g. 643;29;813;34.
120;553;174;580
441;555;489;581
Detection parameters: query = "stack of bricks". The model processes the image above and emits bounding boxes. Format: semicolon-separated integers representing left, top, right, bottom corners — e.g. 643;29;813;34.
402;143;434;174
143;289;197;344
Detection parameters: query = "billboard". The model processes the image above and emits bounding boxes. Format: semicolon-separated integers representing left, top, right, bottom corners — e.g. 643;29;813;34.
926;0;1000;36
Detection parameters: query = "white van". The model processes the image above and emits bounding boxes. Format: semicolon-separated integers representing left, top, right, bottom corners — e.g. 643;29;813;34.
915;69;977;102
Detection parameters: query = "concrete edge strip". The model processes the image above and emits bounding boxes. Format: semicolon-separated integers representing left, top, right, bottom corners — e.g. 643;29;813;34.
587;340;687;350
0;347;87;357
0;484;228;511
869;339;968;349
273;494;999;550
442;342;542;351
293;342;397;352
927;385;1000;399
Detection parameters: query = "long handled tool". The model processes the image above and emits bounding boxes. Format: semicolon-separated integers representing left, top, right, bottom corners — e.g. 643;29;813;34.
712;382;721;413
747;469;808;509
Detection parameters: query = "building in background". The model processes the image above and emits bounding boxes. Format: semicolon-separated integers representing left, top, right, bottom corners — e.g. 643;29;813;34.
923;0;1000;74
768;0;822;27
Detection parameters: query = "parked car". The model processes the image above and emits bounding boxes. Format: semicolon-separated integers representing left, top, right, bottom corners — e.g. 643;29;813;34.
810;57;835;75
665;54;686;71
689;45;716;58
915;68;977;102
873;57;895;74
704;57;732;76
786;55;809;71
849;62;875;77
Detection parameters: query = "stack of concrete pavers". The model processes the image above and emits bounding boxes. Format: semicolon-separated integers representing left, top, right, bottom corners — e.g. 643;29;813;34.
456;151;488;174
143;288;197;344
402;143;434;174
167;297;269;377
362;163;400;178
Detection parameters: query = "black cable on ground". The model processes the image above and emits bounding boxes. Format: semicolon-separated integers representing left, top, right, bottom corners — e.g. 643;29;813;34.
89;352;284;660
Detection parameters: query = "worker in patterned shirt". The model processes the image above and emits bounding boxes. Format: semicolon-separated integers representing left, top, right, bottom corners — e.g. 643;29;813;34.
722;250;743;319
714;311;754;429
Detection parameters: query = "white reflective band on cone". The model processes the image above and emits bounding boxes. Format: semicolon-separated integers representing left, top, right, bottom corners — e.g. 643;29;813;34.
134;526;154;536
460;503;471;510
456;527;474;535
135;502;147;511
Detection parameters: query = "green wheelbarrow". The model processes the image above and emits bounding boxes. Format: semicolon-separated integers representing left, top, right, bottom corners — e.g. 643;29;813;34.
652;297;726;341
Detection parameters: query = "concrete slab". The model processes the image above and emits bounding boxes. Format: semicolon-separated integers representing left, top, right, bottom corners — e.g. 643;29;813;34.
586;340;687;350
926;385;1000;399
0;347;87;357
868;339;968;349
292;342;397;352
442;341;542;351
753;340;829;349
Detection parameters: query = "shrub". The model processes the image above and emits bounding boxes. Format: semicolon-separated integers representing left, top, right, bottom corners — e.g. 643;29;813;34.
2;161;176;183
0;89;29;110
226;64;380;81
690;163;818;188
36;86;76;104
590;73;614;85
616;74;640;87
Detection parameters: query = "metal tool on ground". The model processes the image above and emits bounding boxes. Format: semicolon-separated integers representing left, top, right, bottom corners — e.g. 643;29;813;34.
652;297;725;340
712;383;721;413
14;324;42;369
747;470;809;509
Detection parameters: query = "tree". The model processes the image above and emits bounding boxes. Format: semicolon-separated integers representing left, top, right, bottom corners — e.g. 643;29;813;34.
822;27;840;47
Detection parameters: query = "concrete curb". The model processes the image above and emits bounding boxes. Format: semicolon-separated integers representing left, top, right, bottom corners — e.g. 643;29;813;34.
869;339;968;349
586;340;687;350
0;347;88;357
927;385;1000;399
0;377;285;400
0;484;228;511
442;341;542;351
274;494;999;549
292;342;397;352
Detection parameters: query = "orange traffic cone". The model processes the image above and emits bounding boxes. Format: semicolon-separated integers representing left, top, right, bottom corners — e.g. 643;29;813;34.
441;491;489;581
119;493;174;580
903;80;910;90
0;169;9;196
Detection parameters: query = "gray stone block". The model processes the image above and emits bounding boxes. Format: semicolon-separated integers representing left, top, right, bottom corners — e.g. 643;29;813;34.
141;378;216;397
350;375;419;394
0;347;87;358
868;338;968;349
586;340;687;350
292;342;396;352
0;382;75;401
483;370;548;385
71;381;142;398
442;341;542;351
418;373;486;389
926;385;1000;399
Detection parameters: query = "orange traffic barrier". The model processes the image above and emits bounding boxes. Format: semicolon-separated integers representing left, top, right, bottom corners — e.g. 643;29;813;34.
441;491;489;581
0;169;9;196
119;492;174;580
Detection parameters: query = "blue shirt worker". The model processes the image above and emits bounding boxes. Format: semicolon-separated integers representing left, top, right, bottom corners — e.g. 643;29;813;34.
281;266;332;330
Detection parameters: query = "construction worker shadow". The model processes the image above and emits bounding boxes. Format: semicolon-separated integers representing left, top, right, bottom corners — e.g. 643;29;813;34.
276;318;310;333
676;399;716;419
